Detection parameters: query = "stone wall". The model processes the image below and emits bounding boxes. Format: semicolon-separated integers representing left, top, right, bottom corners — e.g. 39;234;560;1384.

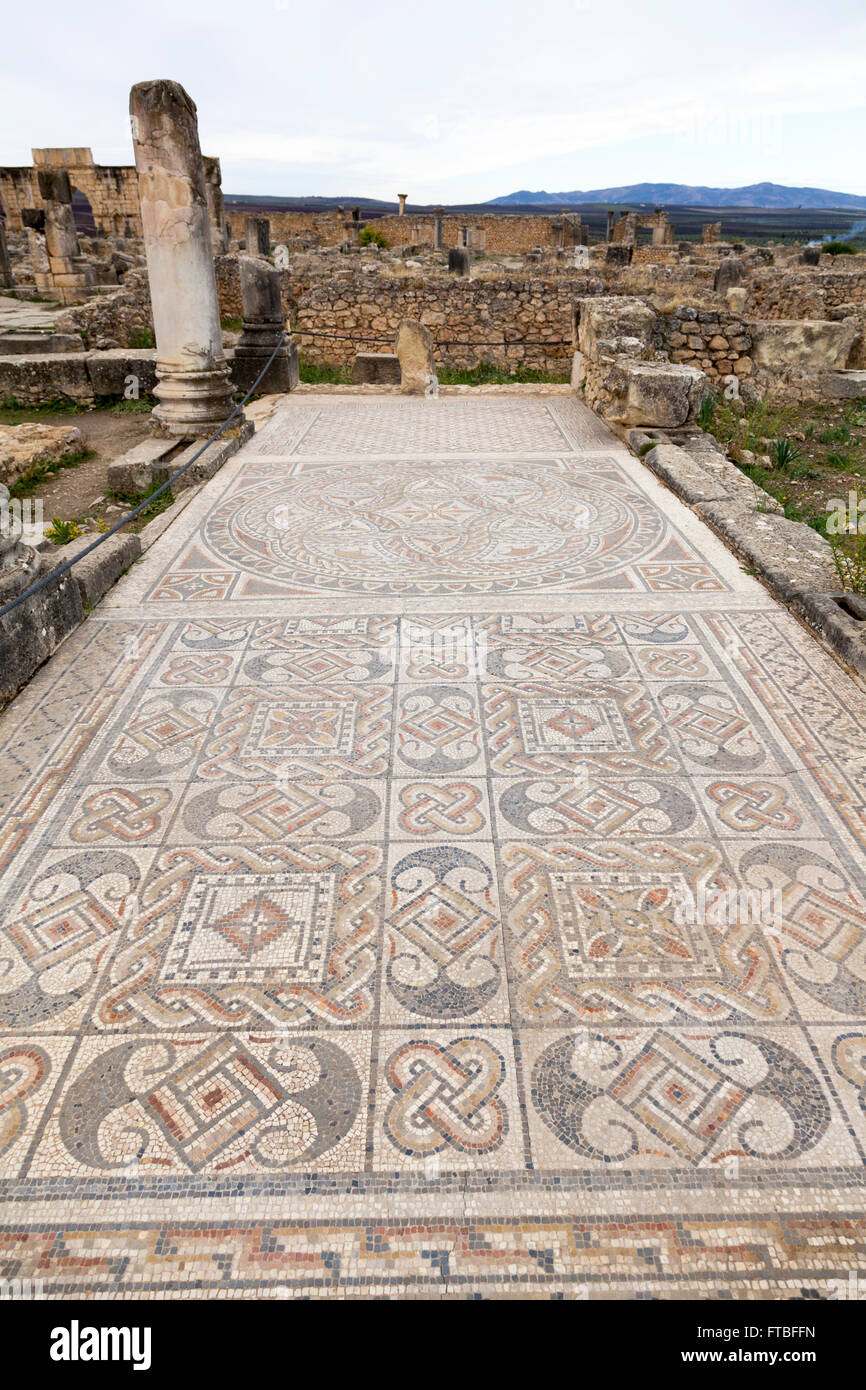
749;267;866;319
658;306;753;381
252;210;581;256
55;269;154;349
293;273;586;370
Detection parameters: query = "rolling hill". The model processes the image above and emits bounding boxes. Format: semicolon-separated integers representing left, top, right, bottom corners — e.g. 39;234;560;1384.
489;182;866;210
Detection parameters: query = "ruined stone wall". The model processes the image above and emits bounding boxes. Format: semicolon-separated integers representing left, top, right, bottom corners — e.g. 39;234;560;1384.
658;306;753;382
0;149;142;236
259;211;578;255
749;267;866;319
293;273;579;370
55;268;154;349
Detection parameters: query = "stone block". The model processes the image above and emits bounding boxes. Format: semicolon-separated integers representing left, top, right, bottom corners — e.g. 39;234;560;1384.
595;359;707;428
0;552;83;709
823;370;866;399
570;351;586;390
695;501;836;600
230;340;299;396
63;531;142;610
351;352;401;385
0;353;93;405
577;296;657;361
0;332;85;356
748;319;858;373
448;247;471;275
85;349;158;398
643;444;729;505
396;320;437;396
0;422;84;489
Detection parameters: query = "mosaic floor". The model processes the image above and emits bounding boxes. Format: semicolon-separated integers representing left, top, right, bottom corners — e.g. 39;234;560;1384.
2;394;866;1298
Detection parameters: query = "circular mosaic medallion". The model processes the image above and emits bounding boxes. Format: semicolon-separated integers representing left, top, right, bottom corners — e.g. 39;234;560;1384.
203;462;667;593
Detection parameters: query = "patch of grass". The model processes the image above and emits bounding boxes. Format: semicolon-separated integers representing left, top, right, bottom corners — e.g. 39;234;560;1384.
109;397;154;414
8;448;96;498
823;241;857;256
129;329;156;349
220;317;243;334
697;394;717;431
0;396;85;424
437;361;569;386
106;480;173;525
297;358;351;385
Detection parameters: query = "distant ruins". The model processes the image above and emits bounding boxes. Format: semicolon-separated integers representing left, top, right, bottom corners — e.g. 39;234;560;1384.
0;103;863;410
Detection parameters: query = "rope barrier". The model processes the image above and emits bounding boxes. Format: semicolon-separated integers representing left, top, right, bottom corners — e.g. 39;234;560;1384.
0;332;289;621
290;328;572;348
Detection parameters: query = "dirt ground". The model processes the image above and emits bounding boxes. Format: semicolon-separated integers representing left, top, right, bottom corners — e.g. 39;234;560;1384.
1;406;154;528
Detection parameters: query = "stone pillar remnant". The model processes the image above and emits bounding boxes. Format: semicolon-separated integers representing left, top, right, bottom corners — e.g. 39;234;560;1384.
396;319;438;396
0;214;13;288
606;210;616;243
35;170;95;304
397;193;407;216
129;79;235;438
203;156;230;252
244;215;270;257
433;207;444;251
233;255;298;395
448;246;470;276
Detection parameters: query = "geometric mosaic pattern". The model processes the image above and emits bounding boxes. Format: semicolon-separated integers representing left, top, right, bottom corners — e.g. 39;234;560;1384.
1;395;866;1297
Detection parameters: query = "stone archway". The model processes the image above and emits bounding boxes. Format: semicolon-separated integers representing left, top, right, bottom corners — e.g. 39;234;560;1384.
71;186;97;237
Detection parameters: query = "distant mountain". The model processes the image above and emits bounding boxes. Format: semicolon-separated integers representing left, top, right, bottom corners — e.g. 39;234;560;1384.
489;182;866;210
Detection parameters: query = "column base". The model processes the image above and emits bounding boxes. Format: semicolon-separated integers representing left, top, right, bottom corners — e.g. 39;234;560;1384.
151;361;237;438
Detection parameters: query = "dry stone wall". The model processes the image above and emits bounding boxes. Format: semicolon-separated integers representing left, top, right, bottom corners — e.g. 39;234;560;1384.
292;273;581;370
658;307;753;381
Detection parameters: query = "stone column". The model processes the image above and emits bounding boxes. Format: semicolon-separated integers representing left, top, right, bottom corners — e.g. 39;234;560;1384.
129;79;234;438
433;207;444;251
232;254;298;395
203;156;230;252
397;193;407;216
606;210;616;243
0;214;13;288
244;215;270;257
36;170;95;304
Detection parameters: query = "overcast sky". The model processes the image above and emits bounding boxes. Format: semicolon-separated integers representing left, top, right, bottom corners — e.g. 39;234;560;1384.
2;0;865;203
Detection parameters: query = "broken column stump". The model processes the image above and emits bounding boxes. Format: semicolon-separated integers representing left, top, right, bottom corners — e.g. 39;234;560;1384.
232;255;298;395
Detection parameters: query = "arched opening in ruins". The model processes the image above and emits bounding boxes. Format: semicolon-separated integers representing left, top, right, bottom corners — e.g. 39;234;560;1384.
71;187;97;237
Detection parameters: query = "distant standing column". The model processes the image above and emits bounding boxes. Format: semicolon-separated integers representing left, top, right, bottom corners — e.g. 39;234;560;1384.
433;207;444;251
129;79;234;437
397;193;407;216
244;215;270;257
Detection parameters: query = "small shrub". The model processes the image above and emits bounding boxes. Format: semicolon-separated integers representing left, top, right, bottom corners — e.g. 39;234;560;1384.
45;517;82;545
129;329;155;349
829;532;866;593
822;241;857;256
359;226;387;249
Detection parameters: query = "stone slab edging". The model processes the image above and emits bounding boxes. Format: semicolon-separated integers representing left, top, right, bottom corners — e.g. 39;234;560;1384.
0;421;253;708
625;430;866;680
